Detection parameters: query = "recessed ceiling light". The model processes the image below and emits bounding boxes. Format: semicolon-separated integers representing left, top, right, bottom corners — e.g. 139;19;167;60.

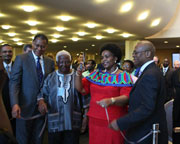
17;42;23;45
7;33;16;37
29;30;39;34
72;37;79;41
105;28;116;33
137;11;149;21
26;20;38;26
13;38;20;42
51;39;58;43
85;48;88;51
21;5;36;12
64;46;67;48
95;53;98;55
164;41;168;44
95;0;108;3
77;32;87;36
95;35;103;40
176;45;180;48
120;33;132;38
59;15;72;21
1;25;11;30
0;13;4;17
85;23;97;28
151;18;161;27
92;44;95;47
52;34;61;38
0;40;3;43
55;27;65;32
120;2;133;13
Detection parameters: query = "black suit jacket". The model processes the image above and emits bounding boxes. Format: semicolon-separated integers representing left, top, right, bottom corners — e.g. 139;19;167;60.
9;52;55;117
117;62;168;144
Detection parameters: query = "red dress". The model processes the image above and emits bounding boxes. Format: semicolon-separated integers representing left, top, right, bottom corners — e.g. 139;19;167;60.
82;70;133;144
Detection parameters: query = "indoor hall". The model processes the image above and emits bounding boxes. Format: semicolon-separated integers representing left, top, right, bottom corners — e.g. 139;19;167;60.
0;0;180;144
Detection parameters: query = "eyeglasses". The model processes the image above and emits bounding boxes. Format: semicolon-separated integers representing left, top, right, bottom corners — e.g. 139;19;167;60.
132;50;147;55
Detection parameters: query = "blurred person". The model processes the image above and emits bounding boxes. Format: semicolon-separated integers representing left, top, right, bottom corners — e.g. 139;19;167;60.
153;55;160;67
75;43;133;144
174;60;180;70
9;34;55;144
0;44;16;135
72;52;85;70
122;60;135;74
82;59;96;77
109;40;168;144
23;44;32;53
38;50;81;144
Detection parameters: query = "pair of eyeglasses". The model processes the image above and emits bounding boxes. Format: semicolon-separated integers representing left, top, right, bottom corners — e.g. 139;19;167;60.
132;50;147;55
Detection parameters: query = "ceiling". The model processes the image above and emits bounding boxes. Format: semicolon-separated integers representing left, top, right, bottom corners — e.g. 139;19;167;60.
0;0;180;54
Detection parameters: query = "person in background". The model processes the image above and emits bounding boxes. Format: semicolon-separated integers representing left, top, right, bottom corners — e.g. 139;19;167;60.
75;43;133;144
174;60;180;70
153;55;160;67
9;34;55;144
82;60;96;77
23;44;32;53
0;44;16;135
122;60;135;74
38;50;82;144
109;40;168;144
72;52;85;70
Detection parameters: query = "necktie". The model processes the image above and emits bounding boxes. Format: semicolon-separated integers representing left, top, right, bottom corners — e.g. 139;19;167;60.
6;65;11;78
36;57;43;84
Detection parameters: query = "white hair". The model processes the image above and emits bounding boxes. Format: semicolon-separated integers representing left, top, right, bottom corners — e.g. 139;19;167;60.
56;50;71;62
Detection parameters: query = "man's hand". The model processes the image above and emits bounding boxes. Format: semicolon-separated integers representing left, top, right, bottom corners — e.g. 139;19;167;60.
109;120;120;131
38;99;48;115
12;104;21;118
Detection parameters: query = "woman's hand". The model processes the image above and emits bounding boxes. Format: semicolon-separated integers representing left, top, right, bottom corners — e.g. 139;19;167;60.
96;98;113;108
38;99;48;115
109;120;119;131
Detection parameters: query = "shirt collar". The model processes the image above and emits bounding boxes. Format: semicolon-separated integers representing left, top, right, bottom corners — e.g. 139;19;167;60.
31;51;43;60
3;61;12;68
139;60;154;73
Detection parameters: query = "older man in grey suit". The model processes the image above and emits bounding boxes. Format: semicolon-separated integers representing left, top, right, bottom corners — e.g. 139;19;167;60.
9;34;55;144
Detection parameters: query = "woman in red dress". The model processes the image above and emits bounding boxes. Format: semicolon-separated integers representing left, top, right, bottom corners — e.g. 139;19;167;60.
75;43;133;144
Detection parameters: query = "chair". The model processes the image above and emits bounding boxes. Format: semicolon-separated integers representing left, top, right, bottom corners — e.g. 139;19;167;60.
164;99;174;142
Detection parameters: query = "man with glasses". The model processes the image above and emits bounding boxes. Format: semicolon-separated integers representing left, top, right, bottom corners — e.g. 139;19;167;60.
9;34;55;144
109;40;168;144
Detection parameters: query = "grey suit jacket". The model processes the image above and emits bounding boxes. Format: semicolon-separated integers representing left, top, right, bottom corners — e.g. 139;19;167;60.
117;62;168;144
9;52;55;117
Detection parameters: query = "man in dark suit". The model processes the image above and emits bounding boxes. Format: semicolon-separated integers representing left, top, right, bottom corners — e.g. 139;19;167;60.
0;44;16;135
109;40;168;144
9;34;55;144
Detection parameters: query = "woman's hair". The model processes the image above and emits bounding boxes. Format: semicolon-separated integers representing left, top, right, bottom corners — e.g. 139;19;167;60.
100;43;122;63
56;50;71;62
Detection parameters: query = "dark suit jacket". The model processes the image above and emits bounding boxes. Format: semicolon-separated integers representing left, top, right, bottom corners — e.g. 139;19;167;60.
117;62;168;144
0;60;13;118
0;59;13;134
9;52;55;117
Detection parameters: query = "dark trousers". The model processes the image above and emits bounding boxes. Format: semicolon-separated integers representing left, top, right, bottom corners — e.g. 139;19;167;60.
16;116;45;144
48;130;80;144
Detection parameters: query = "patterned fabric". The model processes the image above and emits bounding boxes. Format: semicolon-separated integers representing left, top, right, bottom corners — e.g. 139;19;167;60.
86;69;133;87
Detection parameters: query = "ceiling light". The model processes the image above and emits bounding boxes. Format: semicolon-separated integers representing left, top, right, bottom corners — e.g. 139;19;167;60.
95;0;108;3
7;33;16;37
13;38;20;42
0;40;3;43
55;27;65;32
51;39;58;43
0;13;4;17
72;37;79;41
151;18;161;27
77;32;87;36
52;34;61;38
59;15;72;21
120;2;133;13
92;44;95;47
1;25;11;30
21;5;36;12
105;28;116;33
85;23;97;28
29;30;39;34
95;35;103;40
17;42;23;45
85;49;88;51
95;53;98;55
64;46;67;48
164;41;168;44
137;11;149;21
120;33;132;38
176;45;180;48
26;20;38;26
